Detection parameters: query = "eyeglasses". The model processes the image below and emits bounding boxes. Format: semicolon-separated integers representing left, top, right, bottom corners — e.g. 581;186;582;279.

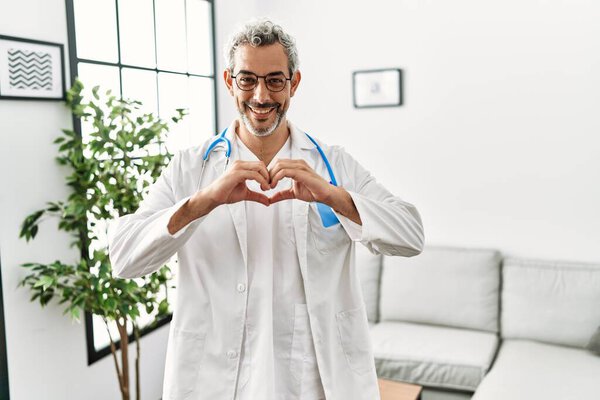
232;72;292;92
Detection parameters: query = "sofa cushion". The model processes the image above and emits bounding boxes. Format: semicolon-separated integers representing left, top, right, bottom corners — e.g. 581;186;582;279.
356;243;383;323
472;340;600;400
502;258;600;348
371;321;499;391
379;246;501;332
587;326;600;355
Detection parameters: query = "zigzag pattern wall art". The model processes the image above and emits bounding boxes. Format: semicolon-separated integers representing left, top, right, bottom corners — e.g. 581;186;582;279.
7;49;53;91
0;35;65;100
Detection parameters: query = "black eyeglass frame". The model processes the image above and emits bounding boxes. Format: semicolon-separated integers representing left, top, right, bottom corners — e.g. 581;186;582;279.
231;71;292;92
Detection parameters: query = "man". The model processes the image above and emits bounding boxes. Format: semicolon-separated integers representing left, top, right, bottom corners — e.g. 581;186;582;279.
109;19;424;400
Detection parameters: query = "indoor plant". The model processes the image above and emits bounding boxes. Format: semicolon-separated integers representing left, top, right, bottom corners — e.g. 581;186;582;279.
18;79;185;400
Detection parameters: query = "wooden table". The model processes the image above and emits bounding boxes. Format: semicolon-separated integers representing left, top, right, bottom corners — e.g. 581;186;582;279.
378;378;423;400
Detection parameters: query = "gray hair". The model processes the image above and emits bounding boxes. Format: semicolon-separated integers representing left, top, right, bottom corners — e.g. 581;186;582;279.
224;19;299;76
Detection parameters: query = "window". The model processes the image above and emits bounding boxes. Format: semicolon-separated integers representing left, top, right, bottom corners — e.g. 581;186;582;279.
65;0;217;364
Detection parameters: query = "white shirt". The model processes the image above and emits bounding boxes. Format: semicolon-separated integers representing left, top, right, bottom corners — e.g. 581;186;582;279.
235;135;326;400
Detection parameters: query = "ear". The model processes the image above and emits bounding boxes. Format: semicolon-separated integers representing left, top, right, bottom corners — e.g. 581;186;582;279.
223;69;234;96
290;70;302;97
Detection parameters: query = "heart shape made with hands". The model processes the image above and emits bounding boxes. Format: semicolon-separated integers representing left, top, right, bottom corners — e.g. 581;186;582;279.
244;173;317;206
233;158;335;207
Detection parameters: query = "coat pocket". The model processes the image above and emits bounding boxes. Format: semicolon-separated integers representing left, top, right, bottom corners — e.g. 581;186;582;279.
336;306;374;375
164;328;207;399
308;204;350;254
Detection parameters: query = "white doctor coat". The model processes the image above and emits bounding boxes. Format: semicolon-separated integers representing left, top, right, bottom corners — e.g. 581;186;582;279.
108;121;424;400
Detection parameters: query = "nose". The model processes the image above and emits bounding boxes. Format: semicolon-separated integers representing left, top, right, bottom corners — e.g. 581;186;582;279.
252;77;272;103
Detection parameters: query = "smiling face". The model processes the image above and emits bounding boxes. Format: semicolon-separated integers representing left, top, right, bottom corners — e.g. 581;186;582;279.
224;43;301;138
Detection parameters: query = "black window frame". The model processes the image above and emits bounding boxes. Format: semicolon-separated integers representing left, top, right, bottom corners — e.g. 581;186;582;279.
0;249;10;399
64;0;219;365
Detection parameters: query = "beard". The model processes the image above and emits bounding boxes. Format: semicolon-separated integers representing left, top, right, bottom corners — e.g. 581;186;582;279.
239;101;286;137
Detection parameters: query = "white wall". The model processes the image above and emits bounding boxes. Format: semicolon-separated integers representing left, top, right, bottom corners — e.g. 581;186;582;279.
216;0;600;263
0;0;172;399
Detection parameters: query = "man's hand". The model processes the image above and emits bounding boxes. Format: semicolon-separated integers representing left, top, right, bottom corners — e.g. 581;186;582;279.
268;159;362;225
268;159;335;204
168;160;270;235
204;160;271;207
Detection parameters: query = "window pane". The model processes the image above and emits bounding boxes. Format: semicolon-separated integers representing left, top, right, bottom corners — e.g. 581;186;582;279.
73;0;118;62
77;62;121;97
188;76;215;141
158;72;190;151
118;0;156;68
155;0;187;72
76;62;120;153
122;68;158;115
186;0;213;76
121;68;160;156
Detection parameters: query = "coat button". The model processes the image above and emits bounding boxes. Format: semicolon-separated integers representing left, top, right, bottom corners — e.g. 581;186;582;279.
227;350;238;359
237;283;246;293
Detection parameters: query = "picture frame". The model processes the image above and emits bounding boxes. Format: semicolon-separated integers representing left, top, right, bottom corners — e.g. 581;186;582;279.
353;68;403;108
0;35;66;101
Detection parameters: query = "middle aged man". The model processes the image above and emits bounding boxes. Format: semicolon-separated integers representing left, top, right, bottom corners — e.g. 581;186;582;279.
109;19;424;400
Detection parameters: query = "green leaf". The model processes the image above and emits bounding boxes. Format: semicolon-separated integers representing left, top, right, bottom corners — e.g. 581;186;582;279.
19;210;44;240
70;307;81;321
105;297;117;311
34;275;55;291
158;299;169;315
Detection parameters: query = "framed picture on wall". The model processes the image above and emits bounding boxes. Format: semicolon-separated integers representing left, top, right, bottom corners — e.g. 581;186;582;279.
0;35;66;101
353;68;403;108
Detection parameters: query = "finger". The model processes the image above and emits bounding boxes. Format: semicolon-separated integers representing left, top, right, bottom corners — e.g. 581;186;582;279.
248;161;270;183
268;159;311;181
269;188;295;204
235;170;270;191
232;160;270;183
270;168;319;189
244;189;270;206
269;168;303;189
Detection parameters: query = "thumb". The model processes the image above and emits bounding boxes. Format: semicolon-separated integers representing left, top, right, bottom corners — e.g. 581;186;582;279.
244;189;270;206
269;188;295;204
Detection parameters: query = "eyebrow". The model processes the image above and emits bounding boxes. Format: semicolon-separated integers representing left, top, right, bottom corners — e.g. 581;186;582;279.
237;69;287;76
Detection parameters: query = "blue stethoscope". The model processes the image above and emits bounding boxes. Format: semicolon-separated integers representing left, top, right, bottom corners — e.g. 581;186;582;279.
198;128;340;227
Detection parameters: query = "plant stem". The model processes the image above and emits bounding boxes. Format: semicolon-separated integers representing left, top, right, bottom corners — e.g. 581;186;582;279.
134;322;141;400
104;317;126;400
117;317;130;400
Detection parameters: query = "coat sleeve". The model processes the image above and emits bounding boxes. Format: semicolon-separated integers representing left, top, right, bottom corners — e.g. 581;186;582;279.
107;151;206;278
333;147;425;257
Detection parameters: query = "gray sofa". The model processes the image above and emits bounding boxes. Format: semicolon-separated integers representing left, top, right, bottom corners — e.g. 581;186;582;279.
356;245;600;400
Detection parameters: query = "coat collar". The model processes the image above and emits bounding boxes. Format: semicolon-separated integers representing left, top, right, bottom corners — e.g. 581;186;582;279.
289;121;317;150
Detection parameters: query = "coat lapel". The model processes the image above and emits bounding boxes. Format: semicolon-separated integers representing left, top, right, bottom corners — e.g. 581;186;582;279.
290;123;318;276
212;122;248;269
227;200;248;269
